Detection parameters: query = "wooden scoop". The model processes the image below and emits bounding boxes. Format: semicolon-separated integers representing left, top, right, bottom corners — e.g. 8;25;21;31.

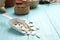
0;14;40;39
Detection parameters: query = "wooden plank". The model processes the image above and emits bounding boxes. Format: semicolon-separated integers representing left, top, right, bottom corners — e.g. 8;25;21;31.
0;4;60;40
45;4;60;37
27;5;60;40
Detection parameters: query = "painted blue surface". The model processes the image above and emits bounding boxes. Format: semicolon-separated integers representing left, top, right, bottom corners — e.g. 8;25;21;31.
0;3;60;40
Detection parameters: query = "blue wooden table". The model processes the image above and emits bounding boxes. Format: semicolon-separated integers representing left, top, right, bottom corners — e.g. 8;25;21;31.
0;3;60;40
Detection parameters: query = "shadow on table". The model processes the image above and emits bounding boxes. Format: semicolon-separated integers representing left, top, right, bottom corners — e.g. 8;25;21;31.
8;28;25;36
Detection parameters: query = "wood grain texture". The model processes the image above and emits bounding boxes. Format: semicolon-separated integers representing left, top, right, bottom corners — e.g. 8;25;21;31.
0;3;60;40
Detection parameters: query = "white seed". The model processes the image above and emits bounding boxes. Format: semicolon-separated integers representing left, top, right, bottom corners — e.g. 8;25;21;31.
20;24;23;26
28;24;33;27
35;33;40;39
21;31;26;34
21;26;26;30
31;31;36;36
27;31;31;34
20;24;24;28
35;26;39;30
31;27;37;31
15;24;20;28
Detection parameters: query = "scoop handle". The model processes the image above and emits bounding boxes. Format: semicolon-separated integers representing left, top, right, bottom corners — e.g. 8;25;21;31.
0;14;13;19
